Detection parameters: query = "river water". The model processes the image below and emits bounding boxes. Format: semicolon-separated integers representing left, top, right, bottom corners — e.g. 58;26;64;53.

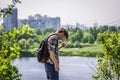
13;56;97;80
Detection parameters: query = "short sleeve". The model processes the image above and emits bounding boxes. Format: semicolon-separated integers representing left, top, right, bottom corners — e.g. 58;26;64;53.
48;35;58;51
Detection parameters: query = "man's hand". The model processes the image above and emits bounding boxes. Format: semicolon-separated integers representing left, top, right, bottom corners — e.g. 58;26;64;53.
58;41;68;50
61;40;67;47
49;50;59;71
54;63;59;72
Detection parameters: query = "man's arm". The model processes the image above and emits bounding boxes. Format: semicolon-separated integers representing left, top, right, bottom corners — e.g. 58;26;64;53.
58;40;68;50
47;35;60;71
49;50;59;72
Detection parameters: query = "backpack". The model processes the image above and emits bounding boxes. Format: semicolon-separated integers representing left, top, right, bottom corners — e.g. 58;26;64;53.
36;34;57;63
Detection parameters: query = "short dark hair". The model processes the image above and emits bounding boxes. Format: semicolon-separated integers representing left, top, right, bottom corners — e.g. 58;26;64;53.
57;28;69;40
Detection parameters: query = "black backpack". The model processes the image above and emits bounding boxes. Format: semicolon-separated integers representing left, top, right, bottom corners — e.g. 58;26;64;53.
36;34;57;63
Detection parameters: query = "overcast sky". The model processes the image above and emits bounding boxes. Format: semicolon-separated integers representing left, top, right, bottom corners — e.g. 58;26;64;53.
1;0;120;26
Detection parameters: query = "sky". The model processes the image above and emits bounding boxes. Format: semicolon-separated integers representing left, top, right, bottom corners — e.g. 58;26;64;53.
0;0;120;27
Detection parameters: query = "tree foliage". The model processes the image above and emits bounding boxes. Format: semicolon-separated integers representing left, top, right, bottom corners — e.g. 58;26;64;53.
93;32;120;80
11;25;120;55
0;0;21;18
0;24;32;80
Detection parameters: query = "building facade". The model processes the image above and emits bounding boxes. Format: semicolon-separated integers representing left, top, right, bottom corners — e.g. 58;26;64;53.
2;8;18;30
18;14;60;29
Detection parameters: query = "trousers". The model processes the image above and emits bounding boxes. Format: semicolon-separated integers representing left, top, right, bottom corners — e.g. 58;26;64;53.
44;63;59;80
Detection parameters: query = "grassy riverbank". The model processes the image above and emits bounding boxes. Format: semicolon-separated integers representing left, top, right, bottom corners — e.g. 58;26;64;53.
59;46;103;57
21;44;103;57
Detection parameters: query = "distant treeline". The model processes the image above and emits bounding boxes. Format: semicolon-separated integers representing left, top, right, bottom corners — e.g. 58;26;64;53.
17;25;120;56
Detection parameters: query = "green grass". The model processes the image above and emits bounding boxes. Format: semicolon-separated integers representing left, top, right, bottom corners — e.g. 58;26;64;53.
59;46;103;57
22;44;104;57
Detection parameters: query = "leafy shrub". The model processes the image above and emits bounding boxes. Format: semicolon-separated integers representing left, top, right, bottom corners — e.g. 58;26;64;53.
0;24;32;80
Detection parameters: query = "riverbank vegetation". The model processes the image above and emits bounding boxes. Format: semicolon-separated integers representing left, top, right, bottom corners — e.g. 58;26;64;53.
59;46;103;57
15;25;120;57
1;24;118;57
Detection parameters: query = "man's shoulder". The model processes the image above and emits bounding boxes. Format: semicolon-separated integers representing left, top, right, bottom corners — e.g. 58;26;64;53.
48;33;58;40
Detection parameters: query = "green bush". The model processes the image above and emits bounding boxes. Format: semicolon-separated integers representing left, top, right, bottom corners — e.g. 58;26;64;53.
0;25;32;80
93;32;120;80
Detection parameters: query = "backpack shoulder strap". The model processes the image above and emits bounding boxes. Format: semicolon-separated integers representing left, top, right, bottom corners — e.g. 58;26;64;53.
46;33;58;41
46;33;58;53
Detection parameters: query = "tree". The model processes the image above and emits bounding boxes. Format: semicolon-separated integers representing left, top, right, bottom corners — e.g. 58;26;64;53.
98;25;109;33
71;35;76;43
76;29;83;41
82;33;95;43
44;28;55;34
70;28;83;43
0;24;32;80
18;39;29;51
108;26;117;32
36;29;42;35
0;0;21;18
93;32;120;80
74;41;81;48
89;27;98;40
88;34;94;44
82;35;88;43
117;26;120;31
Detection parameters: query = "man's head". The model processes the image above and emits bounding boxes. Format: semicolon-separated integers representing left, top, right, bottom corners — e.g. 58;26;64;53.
56;28;68;40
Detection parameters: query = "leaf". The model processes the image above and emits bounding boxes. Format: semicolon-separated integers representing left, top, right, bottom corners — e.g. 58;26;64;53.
10;46;14;51
0;9;4;12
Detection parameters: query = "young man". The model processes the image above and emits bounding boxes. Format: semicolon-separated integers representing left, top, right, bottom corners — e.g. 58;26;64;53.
44;28;68;80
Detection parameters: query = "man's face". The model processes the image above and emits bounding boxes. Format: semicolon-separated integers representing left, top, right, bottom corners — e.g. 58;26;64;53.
59;32;66;40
